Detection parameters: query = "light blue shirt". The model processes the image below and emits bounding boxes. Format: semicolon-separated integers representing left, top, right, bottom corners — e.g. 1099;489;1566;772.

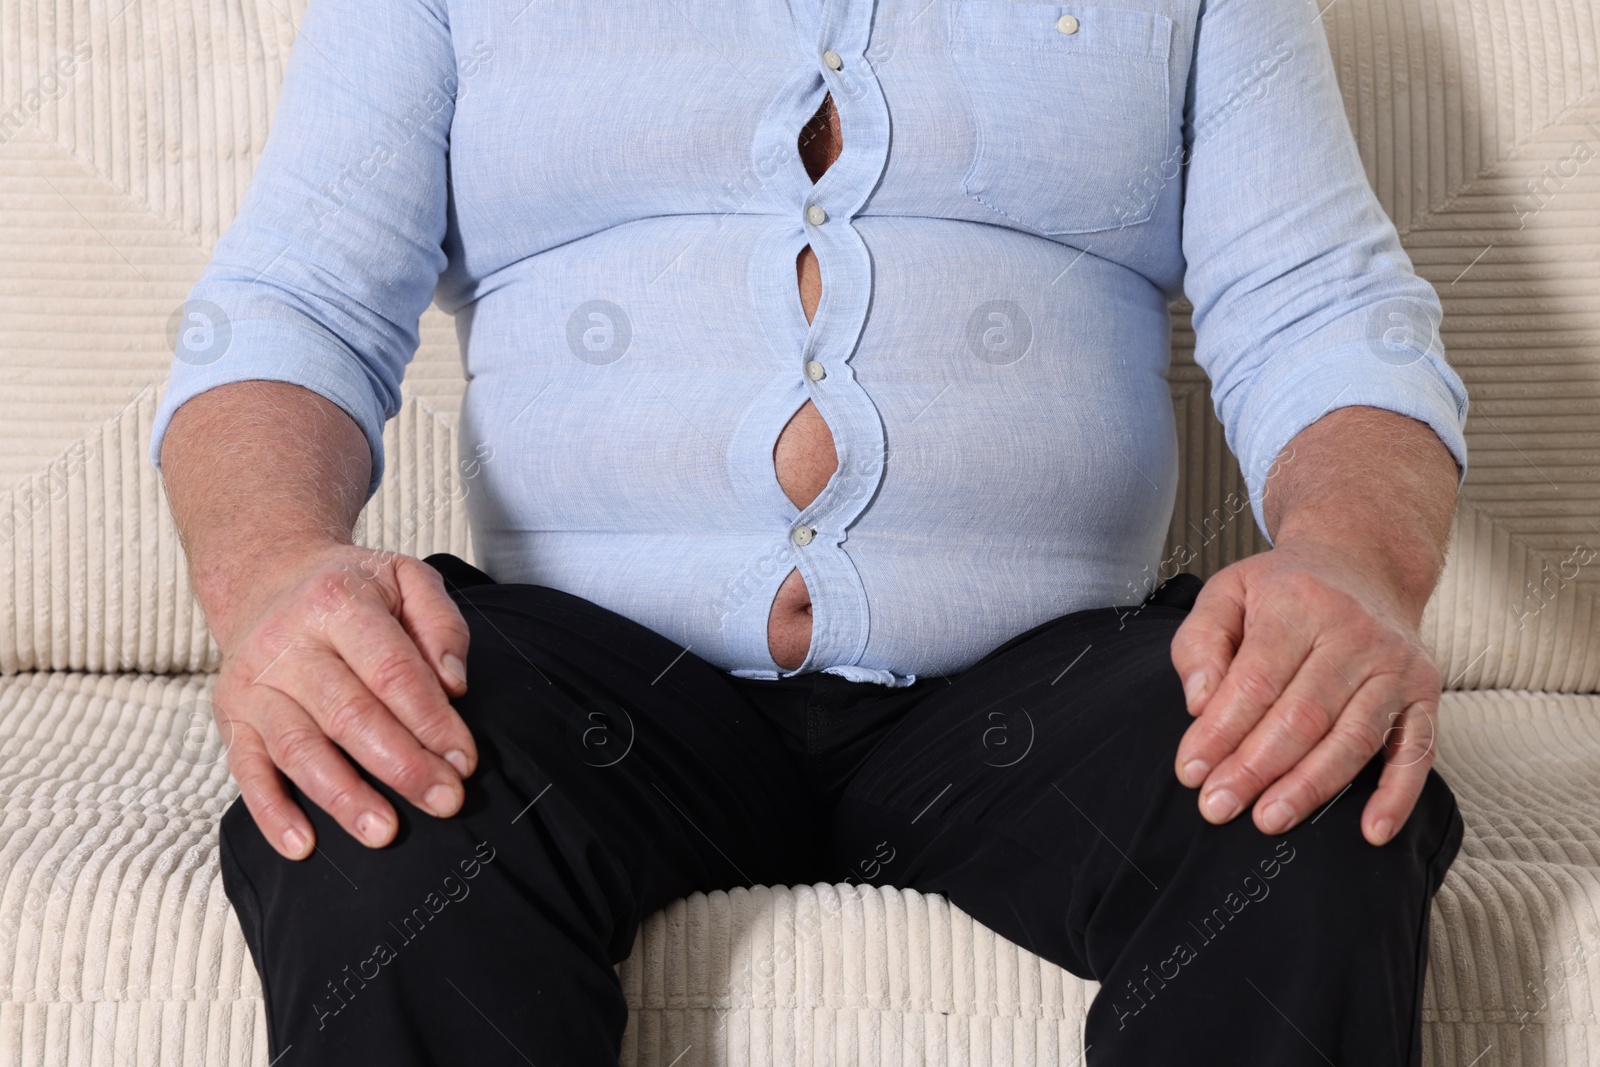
150;0;1470;687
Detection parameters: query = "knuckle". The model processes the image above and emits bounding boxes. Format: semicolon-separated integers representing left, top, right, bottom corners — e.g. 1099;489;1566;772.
1378;708;1407;746
311;567;355;601
270;725;328;773
1185;719;1230;757
366;651;421;700
1228;759;1272;799
1275;699;1332;747
404;555;446;591
1181;739;1217;770
1388;712;1439;766
1333;715;1384;761
318;779;364;820
1410;699;1442;733
1230;667;1281;710
225;745;261;786
1374;629;1413;661
320;697;376;745
302;570;353;616
1168;633;1195;663
1269;774;1322;816
439;611;471;648
247;620;304;665
352;549;388;581
1394;741;1438;772
385;754;435;796
1168;628;1209;667
1343;616;1382;649
407;705;460;751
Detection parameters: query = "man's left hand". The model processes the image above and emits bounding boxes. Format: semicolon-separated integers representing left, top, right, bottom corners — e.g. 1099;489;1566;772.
1168;537;1442;846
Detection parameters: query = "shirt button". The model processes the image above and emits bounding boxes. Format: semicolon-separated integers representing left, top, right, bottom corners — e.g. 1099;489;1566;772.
805;204;828;225
1057;14;1079;33
792;525;815;547
822;50;843;70
805;360;827;382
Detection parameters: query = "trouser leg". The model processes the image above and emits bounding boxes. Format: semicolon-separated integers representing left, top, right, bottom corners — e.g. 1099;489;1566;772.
826;588;1465;1067
220;557;817;1066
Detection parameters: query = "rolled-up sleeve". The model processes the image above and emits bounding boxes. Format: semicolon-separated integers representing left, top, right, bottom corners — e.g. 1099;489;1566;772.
148;0;456;500
1180;0;1469;538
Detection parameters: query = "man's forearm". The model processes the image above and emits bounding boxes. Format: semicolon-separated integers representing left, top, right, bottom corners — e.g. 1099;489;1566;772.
160;380;372;649
1260;405;1461;622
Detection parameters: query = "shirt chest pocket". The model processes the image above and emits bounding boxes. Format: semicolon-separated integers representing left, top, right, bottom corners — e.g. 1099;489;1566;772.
947;2;1176;236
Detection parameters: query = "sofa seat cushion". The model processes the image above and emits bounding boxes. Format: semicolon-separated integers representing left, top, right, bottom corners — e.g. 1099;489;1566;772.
1;672;1596;1065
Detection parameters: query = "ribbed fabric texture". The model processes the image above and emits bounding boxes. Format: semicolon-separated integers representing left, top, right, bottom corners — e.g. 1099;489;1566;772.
0;672;267;1065
3;0;1600;1061
617;885;1099;1067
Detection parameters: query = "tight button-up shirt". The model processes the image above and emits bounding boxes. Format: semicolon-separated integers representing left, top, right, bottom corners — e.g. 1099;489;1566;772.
150;0;1470;686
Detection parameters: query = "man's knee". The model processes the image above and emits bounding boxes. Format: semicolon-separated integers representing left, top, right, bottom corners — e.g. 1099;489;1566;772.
1253;755;1464;928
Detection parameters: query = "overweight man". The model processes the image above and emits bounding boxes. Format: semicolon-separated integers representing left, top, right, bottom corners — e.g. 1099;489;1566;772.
151;0;1470;1063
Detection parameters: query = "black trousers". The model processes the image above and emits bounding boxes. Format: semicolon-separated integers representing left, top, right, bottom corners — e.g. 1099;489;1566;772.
220;553;1464;1066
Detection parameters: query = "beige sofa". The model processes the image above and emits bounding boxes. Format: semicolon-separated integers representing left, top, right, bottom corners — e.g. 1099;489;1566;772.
3;0;1599;1063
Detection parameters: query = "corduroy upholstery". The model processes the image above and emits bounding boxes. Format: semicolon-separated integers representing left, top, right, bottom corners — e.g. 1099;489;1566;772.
2;0;1599;1062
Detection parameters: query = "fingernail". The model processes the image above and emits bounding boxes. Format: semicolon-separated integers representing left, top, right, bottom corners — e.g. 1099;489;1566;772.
1203;788;1240;822
442;652;467;690
426;783;460;817
1261;800;1295;834
1183;672;1210;706
444;749;472;777
356;811;390;845
1181;758;1211;787
1372;818;1394;845
281;827;309;857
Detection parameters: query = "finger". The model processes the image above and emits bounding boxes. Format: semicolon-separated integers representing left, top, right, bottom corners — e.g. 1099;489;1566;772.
1174;586;1312;792
326;579;477;779
1360;697;1439;846
1195;648;1372;826
1242;671;1399;835
252;681;404;848
1169;573;1245;718
395;555;472;698
224;718;316;860
278;646;467;820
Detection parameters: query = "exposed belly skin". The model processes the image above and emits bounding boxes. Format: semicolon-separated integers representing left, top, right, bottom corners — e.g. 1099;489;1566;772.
768;91;842;671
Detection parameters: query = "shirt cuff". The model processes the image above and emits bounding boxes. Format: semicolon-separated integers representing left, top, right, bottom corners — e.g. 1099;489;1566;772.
1232;342;1470;542
148;317;394;500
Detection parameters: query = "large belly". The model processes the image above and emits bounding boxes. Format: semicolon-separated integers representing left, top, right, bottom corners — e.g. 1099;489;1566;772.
456;169;1180;681
768;91;844;670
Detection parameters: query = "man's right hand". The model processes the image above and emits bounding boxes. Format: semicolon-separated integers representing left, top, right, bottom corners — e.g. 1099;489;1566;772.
212;543;476;860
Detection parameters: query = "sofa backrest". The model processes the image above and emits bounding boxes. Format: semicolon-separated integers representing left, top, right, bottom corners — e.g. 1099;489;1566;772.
1;0;1597;690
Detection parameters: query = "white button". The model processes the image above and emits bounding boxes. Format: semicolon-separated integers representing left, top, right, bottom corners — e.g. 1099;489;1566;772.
806;204;828;226
1057;13;1079;33
805;360;827;382
792;525;815;547
823;50;843;70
